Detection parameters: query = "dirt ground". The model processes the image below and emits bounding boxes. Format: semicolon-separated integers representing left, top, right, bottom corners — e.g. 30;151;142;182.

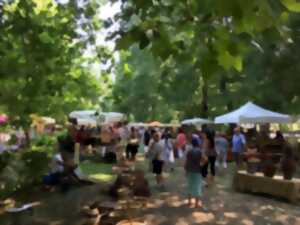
1;156;300;225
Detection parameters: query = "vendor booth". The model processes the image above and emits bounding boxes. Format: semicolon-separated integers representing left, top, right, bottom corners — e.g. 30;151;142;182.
31;115;56;134
68;110;126;157
69;110;125;125
181;118;212;125
215;102;292;124
215;102;299;201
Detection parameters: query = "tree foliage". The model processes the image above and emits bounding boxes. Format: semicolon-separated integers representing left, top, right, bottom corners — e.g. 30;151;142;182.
0;0;105;126
109;0;300;119
112;45;177;122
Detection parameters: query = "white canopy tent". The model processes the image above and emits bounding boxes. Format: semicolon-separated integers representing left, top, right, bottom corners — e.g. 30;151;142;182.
128;122;147;127
69;110;96;119
76;118;97;126
100;112;126;123
181;118;212;125
214;102;292;124
69;110;125;125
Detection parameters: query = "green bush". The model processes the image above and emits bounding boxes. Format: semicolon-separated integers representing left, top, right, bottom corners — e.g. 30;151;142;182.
0;130;74;199
21;150;51;183
32;134;56;147
56;130;68;142
0;153;24;198
0;134;57;198
0;151;14;173
7;134;18;145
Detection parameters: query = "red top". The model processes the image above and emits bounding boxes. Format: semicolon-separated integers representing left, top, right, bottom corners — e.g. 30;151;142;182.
176;133;186;149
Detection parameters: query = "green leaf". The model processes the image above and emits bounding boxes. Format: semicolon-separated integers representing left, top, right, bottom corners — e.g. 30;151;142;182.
281;0;300;12
38;32;53;44
217;51;242;72
115;34;134;50
130;14;142;26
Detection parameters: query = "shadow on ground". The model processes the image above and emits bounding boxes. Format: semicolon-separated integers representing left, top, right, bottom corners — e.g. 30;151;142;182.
1;156;300;225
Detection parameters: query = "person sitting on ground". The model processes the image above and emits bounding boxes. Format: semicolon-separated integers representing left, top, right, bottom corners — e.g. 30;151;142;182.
43;145;65;189
43;136;81;191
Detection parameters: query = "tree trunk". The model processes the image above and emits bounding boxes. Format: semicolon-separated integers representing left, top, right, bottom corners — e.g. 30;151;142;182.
201;79;208;117
25;129;31;147
220;74;233;111
220;74;235;135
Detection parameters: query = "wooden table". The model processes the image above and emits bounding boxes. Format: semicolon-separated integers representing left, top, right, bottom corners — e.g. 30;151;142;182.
233;170;300;202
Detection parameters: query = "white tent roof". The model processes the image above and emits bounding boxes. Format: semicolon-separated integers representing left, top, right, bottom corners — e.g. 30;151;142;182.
181;118;212;125
69;110;97;120
69;110;125;124
214;102;292;124
100;112;125;123
76;118;97;126
129;122;147;127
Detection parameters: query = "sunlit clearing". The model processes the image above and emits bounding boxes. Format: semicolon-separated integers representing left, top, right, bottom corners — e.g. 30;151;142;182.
191;212;215;223
79;161;115;182
89;173;114;182
224;212;238;219
49;220;64;225
241;219;254;225
175;217;189;225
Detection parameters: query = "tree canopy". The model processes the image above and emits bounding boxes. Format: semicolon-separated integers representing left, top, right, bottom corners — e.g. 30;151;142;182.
1;0;300;123
109;0;300;120
0;0;106;126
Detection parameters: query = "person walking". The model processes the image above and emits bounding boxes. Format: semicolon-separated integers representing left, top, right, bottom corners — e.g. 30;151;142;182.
162;132;175;172
148;132;165;188
184;137;207;208
175;128;186;159
119;122;130;160
215;132;229;169
201;130;217;183
232;127;246;168
126;127;139;161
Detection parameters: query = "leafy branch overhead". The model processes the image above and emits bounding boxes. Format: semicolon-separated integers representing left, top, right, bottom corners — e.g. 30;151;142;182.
0;0;106;126
108;0;297;74
110;0;300;120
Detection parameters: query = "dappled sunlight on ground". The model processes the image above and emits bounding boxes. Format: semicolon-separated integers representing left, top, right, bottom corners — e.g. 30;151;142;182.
174;217;189;225
191;211;215;223
241;219;254;225
49;220;64;225
1;155;300;225
143;213;167;224
224;212;238;219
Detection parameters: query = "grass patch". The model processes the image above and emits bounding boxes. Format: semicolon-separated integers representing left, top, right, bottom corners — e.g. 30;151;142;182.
79;161;116;183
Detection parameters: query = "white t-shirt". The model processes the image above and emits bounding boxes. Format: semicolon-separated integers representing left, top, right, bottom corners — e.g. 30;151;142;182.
51;153;64;173
148;140;164;161
119;126;130;145
161;139;173;162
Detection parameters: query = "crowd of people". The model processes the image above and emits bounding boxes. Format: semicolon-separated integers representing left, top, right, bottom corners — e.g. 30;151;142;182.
114;124;239;209
44;122;290;209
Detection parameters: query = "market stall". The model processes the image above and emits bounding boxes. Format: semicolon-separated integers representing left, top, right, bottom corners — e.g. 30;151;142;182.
181;117;212;130
214;102;292;124
69;110;125;144
69;110;125;125
31;115;56;134
215;102;298;199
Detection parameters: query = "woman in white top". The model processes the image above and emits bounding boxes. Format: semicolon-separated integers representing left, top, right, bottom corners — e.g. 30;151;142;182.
161;132;175;172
